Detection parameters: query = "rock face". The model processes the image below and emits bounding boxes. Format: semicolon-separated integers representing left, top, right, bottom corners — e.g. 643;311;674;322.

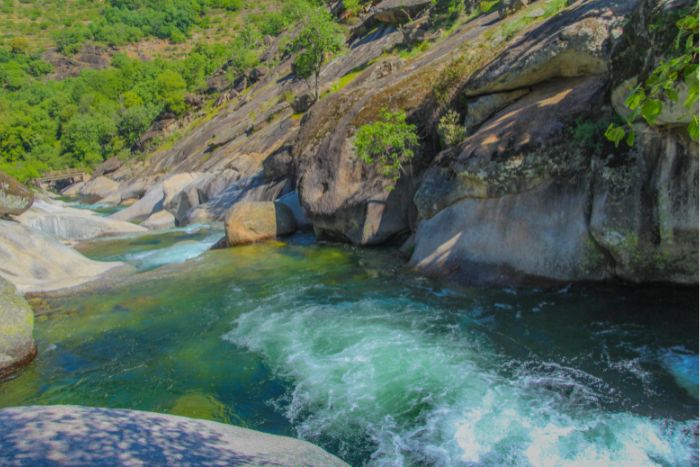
18;198;147;241
0;171;33;217
0;220;125;293
409;0;698;286
79;176;120;202
225;201;297;246
0;406;348;467
464;0;635;96
0;277;35;380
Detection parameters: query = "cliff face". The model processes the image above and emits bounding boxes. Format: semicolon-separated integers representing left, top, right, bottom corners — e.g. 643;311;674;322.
97;0;697;286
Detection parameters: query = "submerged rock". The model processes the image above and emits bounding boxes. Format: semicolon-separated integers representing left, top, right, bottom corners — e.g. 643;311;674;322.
0;171;33;217
0;405;348;466
225;201;297;246
0;277;35;380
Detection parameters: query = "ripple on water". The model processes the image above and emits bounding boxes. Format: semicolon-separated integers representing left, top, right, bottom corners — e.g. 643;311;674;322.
225;292;698;466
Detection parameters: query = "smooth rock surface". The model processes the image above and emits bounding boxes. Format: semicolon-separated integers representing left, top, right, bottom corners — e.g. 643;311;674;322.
464;0;635;96
18;199;147;241
79;176;120;201
276;190;311;229
0;277;35;380
225;201;297;246
0;406;348;466
0;171;33;217
142;210;176;230
0;220;125;293
110;182;164;222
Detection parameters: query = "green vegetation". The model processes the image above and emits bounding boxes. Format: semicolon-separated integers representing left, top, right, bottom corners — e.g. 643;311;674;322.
291;8;344;100
437;109;467;147
0;0;330;182
354;109;419;188
605;6;699;147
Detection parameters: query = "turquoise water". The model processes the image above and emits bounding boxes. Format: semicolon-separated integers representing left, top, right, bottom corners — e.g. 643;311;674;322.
0;229;697;465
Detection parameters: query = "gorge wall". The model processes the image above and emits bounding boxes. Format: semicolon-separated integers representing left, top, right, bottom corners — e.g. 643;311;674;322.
75;0;697;287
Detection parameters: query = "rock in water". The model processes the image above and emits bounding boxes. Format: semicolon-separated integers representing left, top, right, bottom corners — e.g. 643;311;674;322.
18;198;147;241
0;406;348;466
0;171;33;217
225;201;297;246
79;176;119;202
0;220;125;293
0;277;36;380
142;210;176;230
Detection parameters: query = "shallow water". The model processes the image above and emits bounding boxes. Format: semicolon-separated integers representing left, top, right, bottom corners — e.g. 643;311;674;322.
1;230;698;465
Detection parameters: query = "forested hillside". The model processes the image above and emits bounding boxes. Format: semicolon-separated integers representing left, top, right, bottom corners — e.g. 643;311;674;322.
0;0;347;181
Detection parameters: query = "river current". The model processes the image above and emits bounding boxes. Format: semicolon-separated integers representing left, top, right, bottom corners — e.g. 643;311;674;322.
0;223;697;466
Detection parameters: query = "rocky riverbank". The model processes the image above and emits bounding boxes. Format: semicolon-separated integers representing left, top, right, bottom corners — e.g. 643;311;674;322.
52;0;696;287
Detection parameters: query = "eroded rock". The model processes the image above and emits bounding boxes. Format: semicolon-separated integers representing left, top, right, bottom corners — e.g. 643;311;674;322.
224;201;297;246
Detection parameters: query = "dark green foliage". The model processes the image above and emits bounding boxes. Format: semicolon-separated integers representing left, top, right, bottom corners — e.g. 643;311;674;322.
354;109;419;188
291;8;344;100
605;6;699;146
0;46;229;182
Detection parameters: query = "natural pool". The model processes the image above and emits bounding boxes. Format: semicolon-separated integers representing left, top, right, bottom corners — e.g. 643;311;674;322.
0;229;697;465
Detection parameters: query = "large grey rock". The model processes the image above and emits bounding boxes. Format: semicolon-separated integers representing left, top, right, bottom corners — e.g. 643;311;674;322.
0;220;124;293
276;191;311;229
60;181;85;197
79;176;119;202
225;201;297;246
463;88;529;132
373;0;432;23
187;173;291;224
416;77;607;219
162;172;206;206
165;170;241;224
100;178;151;206
142;210;176;230
589;125;699;283
411;178;608;285
0;406;348;467
0;171;33;217
0;277;35;380
110;182;164;223
464;0;636;96
18;198;147;241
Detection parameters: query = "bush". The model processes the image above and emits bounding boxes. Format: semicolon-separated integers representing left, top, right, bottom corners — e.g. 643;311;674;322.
354;109;419;187
437;109;466;147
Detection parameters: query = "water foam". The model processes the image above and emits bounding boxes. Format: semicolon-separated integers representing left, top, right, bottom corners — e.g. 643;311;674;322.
124;231;221;270
224;291;698;465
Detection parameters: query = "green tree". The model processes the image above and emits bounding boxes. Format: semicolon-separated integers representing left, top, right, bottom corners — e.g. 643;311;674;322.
354;109;419;188
291;9;344;100
156;69;187;115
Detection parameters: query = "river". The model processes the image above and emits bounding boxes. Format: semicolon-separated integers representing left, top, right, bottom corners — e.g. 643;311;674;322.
0;221;697;466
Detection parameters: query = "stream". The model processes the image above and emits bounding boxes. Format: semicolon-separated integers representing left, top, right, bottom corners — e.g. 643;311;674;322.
0;220;697;466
